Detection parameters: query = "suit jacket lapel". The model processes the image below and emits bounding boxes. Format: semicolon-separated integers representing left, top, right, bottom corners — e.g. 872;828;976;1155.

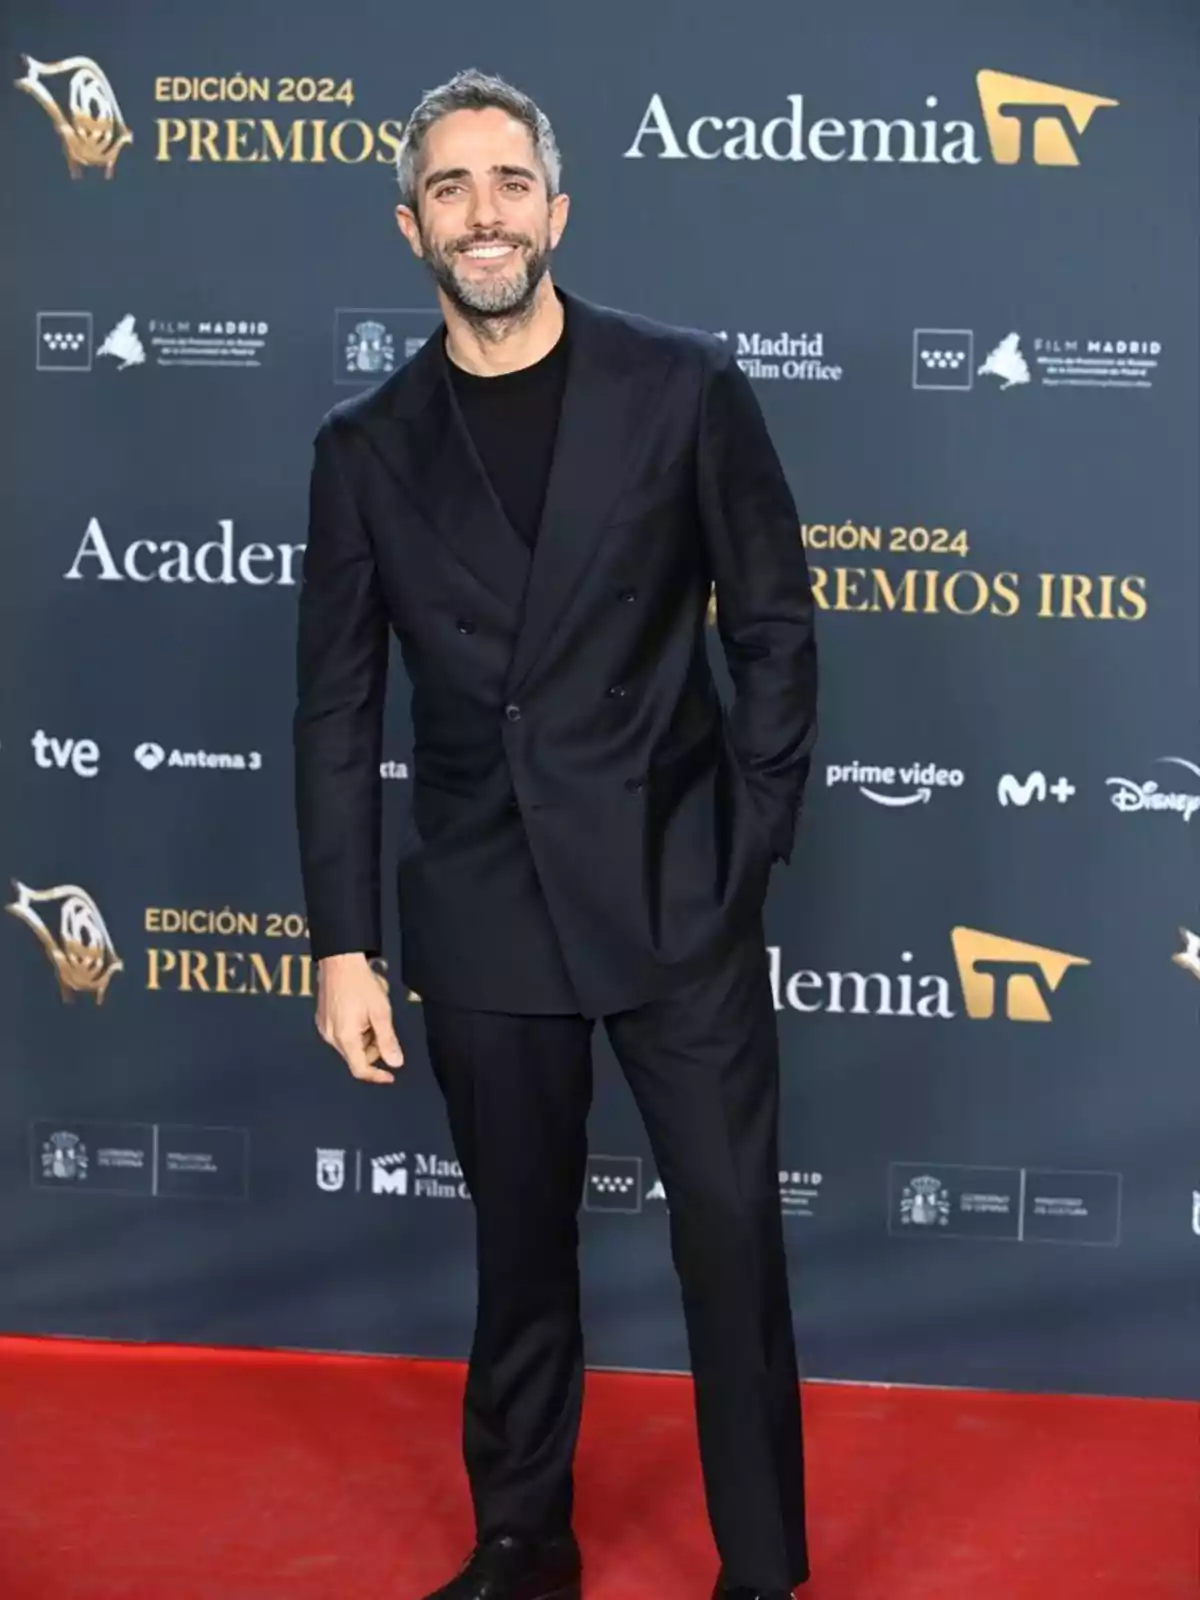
504;290;674;697
353;325;531;614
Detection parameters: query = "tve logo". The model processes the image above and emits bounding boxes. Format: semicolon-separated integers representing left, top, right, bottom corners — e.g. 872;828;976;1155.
31;729;100;777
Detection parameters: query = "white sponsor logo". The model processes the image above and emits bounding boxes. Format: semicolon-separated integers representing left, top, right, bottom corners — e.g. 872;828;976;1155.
913;329;973;390
584;1156;644;1213
64;517;303;585
371;1152;408;1196
134;742;263;772
1106;759;1200;822
716;329;842;383
1193;1191;1200;1237
624;91;980;165
770;945;956;1017
97;314;146;370
41;1131;89;1182
997;771;1076;806
333;308;437;385
31;728;100;777
898;1175;952;1227
1174;929;1200;983
919;326;1162;394
38;311;268;371
978;332;1030;389
825;760;964;807
316;1149;346;1192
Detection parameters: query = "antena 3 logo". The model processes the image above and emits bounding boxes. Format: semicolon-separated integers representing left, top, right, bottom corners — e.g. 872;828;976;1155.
624;69;1118;168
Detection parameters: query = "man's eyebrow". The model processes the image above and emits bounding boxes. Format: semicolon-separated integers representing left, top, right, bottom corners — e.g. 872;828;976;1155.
422;163;539;191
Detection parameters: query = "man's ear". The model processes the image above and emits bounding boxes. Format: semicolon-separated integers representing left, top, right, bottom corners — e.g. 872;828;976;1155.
549;191;570;250
395;204;423;258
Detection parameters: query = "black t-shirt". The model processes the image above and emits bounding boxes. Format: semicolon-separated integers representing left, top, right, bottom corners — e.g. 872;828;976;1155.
447;312;569;551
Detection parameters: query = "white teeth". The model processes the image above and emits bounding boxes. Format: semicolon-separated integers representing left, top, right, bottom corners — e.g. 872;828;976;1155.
466;245;511;258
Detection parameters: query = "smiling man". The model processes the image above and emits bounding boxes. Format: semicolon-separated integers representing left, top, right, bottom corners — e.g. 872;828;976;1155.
293;68;818;1600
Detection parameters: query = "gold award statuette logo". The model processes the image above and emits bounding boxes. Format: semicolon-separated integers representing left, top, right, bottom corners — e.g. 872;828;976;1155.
951;927;1090;1022
15;54;133;178
976;71;1118;166
6;880;124;1003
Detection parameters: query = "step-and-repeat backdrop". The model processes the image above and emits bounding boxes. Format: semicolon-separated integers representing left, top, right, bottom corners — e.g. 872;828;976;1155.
2;0;1197;1399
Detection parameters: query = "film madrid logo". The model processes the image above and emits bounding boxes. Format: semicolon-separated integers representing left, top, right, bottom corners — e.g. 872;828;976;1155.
15;54;400;173
625;69;1117;167
36;311;270;372
913;328;1162;393
770;927;1090;1021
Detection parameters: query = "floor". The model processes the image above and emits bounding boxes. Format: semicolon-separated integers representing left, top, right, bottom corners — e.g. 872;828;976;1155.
0;1335;1196;1598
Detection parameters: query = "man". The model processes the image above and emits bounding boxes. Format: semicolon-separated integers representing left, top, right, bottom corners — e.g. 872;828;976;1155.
294;68;818;1600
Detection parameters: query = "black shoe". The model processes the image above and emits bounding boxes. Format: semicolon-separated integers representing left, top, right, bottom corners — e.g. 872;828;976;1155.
420;1532;582;1600
711;1575;797;1599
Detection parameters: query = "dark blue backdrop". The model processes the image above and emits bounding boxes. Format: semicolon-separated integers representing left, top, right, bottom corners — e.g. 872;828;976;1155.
2;0;1198;1400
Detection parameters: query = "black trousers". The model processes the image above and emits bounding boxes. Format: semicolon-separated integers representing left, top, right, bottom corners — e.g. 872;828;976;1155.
421;922;809;1591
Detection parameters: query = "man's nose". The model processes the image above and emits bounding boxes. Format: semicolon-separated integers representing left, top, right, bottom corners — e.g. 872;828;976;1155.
466;190;501;230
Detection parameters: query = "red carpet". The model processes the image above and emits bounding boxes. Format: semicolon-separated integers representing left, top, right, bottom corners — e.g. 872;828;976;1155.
0;1335;1196;1598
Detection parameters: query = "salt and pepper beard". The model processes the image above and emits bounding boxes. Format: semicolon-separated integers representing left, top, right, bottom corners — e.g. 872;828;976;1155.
419;225;554;339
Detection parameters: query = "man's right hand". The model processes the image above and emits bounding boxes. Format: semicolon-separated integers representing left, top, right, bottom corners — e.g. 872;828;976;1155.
315;952;405;1084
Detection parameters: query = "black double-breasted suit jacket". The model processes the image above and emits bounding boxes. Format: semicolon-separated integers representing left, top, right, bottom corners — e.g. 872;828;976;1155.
293;288;818;1018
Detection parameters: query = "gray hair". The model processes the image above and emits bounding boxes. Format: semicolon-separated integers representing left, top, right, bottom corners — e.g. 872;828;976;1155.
395;68;562;213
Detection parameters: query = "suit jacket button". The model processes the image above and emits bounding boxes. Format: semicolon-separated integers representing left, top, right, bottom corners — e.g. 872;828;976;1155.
624;776;645;793
505;796;519;814
617;587;637;603
456;617;476;634
505;703;522;722
606;684;627;699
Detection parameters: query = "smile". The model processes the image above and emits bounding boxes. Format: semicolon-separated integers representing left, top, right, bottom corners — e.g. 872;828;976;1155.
462;244;516;260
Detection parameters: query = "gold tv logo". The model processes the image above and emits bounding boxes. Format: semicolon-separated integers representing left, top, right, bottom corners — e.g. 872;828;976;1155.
976;70;1118;166
951;927;1090;1022
6;879;124;1003
14;54;133;178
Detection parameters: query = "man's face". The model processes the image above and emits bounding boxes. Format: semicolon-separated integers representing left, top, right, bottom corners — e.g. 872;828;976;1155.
396;107;569;319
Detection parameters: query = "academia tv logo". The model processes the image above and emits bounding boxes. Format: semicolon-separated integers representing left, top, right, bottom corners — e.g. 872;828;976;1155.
951;928;1090;1022
770;929;1090;1020
975;71;1118;166
624;69;1117;168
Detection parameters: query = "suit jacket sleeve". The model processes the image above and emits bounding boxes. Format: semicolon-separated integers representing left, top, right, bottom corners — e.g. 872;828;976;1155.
697;341;819;863
293;418;389;960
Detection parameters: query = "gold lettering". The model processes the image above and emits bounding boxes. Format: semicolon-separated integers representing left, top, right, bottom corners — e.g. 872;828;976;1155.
145;947;177;990
156;118;189;160
189;119;222;162
215;950;248;994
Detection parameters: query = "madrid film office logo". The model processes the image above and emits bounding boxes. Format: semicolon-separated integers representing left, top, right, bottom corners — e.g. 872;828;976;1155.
625;69;1118;168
